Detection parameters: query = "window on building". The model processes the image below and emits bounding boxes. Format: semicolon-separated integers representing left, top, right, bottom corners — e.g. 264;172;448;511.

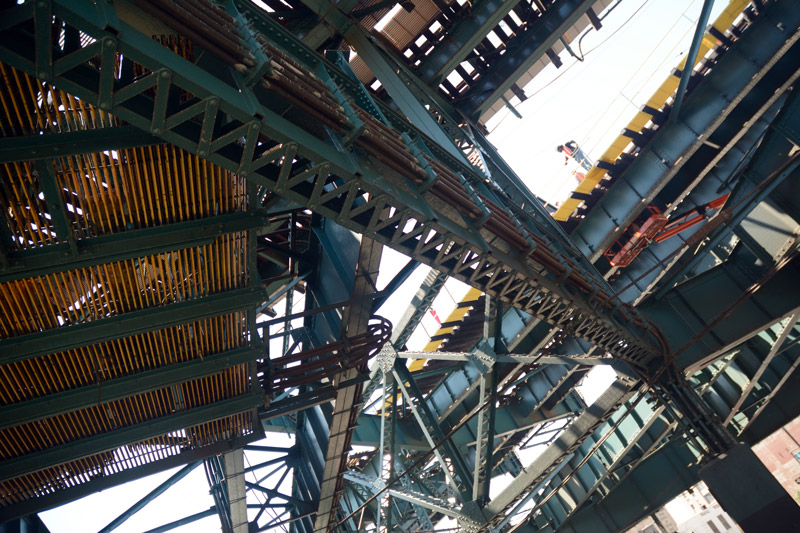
718;514;732;530
707;520;721;533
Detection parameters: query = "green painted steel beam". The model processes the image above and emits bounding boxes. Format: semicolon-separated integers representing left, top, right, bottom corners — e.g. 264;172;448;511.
0;0;661;367
344;26;471;166
0;433;261;522
0;392;262;483
0;125;161;163
0;286;266;364
416;0;522;85
458;0;596;120
0;211;271;283
0;347;265;430
644;257;800;374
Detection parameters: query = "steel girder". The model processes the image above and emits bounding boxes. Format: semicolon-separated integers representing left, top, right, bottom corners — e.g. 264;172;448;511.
0;0;664;369
720;311;800;427
571;0;800;262
0;391;263;484
343;26;471;166
415;0;523;86
550;437;701;533
607;92;788;304
0;125;161;163
455;0;597;120
642;253;800;373
313;237;383;533
0;0;796;528
687;309;800;439
0;433;259;524
0;210;270;284
649;97;800;299
483;375;637;526
0;347;265;431
0;286;265;364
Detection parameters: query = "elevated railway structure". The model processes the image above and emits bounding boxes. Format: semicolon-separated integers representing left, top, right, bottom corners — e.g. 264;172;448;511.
0;0;799;532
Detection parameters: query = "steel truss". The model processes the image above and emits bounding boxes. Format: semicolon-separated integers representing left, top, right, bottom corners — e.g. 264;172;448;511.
1;1;800;532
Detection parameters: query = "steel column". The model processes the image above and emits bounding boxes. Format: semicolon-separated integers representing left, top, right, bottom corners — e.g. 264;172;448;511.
0;125;161;163
416;0;522;85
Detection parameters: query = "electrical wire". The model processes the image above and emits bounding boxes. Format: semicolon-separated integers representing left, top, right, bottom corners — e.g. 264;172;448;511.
487;0;639;134
509;0;654;106
577;0;653;60
580;0;700;155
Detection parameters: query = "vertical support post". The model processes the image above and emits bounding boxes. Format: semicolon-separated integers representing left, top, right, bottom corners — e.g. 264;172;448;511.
473;298;499;504
668;0;716;123
223;449;249;533
387;375;398;532
246;181;263;418
282;211;297;356
375;346;396;532
700;444;800;532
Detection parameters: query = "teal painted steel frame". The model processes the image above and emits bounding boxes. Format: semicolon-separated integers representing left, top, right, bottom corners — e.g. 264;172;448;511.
0;286;266;364
0;391;263;483
0;211;271;283
0;347;265;431
0;433;259;522
0;0;662;367
0;125;161;163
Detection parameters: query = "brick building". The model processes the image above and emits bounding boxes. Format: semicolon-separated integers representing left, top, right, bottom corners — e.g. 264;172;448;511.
752;415;800;500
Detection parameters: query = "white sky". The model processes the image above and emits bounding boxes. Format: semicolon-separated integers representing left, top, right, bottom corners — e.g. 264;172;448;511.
488;0;723;205
40;1;727;531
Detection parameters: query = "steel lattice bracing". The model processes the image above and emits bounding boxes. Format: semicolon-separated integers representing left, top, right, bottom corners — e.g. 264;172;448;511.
0;0;799;532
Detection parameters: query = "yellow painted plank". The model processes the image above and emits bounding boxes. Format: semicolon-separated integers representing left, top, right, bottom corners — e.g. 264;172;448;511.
402;287;483;372
553;0;748;222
